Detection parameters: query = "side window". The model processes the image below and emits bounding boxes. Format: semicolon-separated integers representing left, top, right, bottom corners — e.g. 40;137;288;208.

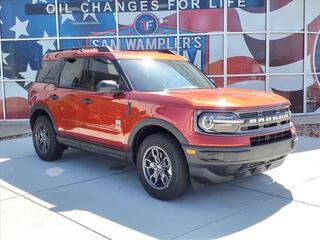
80;58;119;90
59;58;85;88
36;60;57;83
45;60;64;83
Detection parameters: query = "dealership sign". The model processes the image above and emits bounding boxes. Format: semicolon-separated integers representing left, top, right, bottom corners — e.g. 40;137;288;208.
88;36;208;72
87;11;209;72
26;0;265;14
134;13;159;35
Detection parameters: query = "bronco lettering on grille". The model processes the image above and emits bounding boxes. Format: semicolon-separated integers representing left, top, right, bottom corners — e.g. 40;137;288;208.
248;113;290;124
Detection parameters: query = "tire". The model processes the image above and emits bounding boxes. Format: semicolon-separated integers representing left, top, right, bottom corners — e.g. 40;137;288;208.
32;116;64;161
137;133;190;200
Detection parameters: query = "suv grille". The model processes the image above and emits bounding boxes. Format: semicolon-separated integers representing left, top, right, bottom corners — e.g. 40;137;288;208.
239;107;290;132
250;130;292;146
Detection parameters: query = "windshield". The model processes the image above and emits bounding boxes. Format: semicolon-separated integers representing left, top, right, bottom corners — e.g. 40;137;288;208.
119;59;216;92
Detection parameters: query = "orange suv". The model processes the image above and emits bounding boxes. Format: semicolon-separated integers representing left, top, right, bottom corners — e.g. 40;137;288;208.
29;46;297;200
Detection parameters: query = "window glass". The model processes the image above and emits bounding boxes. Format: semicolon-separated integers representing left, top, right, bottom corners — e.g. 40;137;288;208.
228;75;266;91
180;1;224;34
120;59;215;92
5;81;30;119
0;83;3;119
228;0;266;32
178;34;223;75
81;58;119;90
269;33;304;74
269;75;303;113
2;40;56;80
306;0;320;32
306;74;320;112
270;0;304;31
0;0;56;39
59;58;85;88
180;34;208;72
118;0;177;36
60;38;118;49
46;60;63;82
58;0;116;37
228;34;266;75
119;36;177;52
307;34;320;74
36;61;57;83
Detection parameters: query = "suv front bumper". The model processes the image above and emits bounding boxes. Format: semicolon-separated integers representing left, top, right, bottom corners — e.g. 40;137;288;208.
182;136;298;183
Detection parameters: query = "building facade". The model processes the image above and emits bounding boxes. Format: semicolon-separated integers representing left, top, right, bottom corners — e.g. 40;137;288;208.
0;0;319;120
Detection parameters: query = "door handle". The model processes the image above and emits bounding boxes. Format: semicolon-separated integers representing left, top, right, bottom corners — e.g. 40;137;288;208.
49;94;59;100
81;98;93;105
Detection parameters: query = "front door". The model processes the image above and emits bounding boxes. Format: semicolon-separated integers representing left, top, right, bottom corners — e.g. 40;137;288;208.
75;57;129;150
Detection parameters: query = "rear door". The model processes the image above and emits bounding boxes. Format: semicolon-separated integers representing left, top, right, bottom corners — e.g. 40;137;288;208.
33;59;65;130
53;58;86;136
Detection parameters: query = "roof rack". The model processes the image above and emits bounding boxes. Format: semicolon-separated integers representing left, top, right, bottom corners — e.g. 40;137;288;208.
49;46;176;55
126;49;176;55
157;49;176;55
50;46;113;53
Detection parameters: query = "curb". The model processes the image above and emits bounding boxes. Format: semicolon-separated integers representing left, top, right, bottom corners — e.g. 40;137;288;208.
0;132;32;141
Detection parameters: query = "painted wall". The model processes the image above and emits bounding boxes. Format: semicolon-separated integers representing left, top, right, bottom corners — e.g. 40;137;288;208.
0;0;319;119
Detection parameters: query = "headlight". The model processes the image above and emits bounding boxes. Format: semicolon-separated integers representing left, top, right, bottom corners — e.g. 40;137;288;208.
197;112;243;133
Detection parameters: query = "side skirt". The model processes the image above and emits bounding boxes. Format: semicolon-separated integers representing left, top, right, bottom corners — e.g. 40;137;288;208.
56;135;132;162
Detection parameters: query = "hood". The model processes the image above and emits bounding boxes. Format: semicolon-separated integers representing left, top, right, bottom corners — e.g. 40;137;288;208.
134;88;290;110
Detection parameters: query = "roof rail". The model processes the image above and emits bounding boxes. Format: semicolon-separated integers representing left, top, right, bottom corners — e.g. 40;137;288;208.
126;49;176;55
48;46;176;55
50;46;113;53
156;49;176;55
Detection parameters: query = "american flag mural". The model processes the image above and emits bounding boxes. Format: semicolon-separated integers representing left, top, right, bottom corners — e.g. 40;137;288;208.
0;0;319;119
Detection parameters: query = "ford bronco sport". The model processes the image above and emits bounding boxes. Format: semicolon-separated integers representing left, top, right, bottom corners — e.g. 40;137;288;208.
29;46;297;200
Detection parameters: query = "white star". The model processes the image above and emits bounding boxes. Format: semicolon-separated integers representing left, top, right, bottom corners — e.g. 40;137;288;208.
10;17;29;38
83;12;98;22
2;52;10;65
61;13;75;24
37;31;56;54
19;64;37;80
32;0;47;3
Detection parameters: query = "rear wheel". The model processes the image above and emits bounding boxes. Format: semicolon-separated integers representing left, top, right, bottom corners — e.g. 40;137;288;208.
137;133;190;200
32;116;64;161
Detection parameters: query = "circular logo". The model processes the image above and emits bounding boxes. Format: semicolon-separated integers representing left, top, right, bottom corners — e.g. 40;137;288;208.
134;13;159;35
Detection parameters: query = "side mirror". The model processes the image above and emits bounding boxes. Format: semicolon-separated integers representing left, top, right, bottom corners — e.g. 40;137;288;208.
96;80;123;95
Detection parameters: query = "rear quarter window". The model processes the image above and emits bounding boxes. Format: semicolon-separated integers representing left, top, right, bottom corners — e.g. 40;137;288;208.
36;60;57;83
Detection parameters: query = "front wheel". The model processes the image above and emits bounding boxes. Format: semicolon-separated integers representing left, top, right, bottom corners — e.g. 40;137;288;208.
137;133;190;200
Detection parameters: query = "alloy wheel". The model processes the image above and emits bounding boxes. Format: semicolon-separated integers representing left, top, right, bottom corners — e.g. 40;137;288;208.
35;125;50;153
142;146;173;190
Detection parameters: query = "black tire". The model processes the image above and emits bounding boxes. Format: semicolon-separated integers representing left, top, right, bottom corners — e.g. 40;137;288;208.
32;116;64;161
137;133;190;200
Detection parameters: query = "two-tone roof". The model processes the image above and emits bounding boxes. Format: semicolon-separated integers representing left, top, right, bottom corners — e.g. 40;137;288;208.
43;46;187;61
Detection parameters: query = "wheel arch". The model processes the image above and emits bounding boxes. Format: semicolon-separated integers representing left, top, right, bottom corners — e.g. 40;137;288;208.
30;104;57;132
127;118;188;164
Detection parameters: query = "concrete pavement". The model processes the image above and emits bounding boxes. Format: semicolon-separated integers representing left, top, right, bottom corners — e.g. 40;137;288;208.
0;121;31;139
0;136;319;240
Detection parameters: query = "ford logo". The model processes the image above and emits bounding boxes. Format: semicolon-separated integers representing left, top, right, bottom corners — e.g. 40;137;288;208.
134;13;159;35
